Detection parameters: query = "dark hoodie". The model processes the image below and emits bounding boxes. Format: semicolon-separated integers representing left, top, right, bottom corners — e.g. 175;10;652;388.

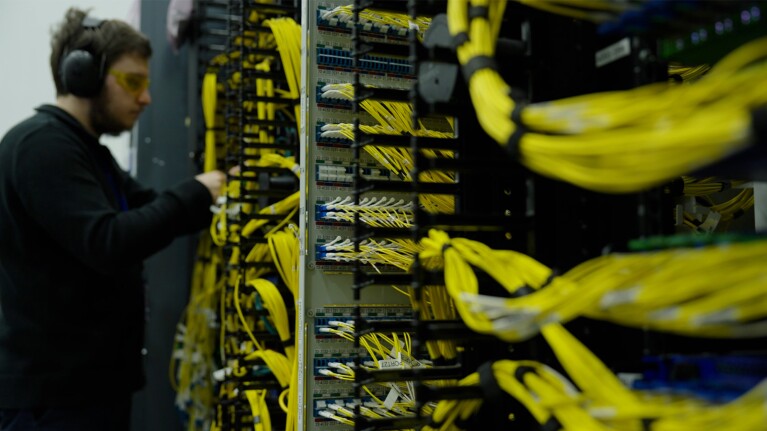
0;105;212;406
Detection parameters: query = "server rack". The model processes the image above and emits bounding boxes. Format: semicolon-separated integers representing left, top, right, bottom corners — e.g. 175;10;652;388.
178;2;767;430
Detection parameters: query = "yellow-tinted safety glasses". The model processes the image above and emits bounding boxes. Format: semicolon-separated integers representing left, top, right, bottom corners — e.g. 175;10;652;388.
109;70;150;97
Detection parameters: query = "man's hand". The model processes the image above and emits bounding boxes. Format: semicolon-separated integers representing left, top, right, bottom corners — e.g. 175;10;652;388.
195;170;226;202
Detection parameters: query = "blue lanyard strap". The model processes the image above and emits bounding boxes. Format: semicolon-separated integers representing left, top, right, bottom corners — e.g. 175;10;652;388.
96;149;129;212
102;168;129;212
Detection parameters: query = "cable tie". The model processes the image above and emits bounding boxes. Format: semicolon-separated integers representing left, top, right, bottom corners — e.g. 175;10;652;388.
451;32;469;50
441;242;452;254
478;361;504;401
468;5;489;21
513;365;537;386
506;125;527;159
511;284;536;298
461;55;498;84
510;98;527;127
541;416;563;431
539;272;556;289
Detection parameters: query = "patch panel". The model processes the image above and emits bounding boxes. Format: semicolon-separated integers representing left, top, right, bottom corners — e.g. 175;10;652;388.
314;316;353;330
302;2;423;429
314;122;376;148
316;46;414;76
316;86;353;109
314;356;359;374
317;8;411;39
314;249;410;273
315;194;415;228
597;1;767;64
311;385;355;400
632;354;767;402
313;397;377;421
315;162;391;185
658;5;766;64
314;315;412;335
315;206;356;226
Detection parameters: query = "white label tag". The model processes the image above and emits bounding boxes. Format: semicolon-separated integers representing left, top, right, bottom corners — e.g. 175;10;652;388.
379;359;403;368
595;38;631;68
383;387;399;410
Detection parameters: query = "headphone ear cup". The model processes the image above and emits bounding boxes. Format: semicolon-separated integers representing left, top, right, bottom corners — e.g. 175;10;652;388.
60;49;102;98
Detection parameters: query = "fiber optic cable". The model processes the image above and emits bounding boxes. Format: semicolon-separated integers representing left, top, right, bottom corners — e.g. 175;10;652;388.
421;229;767;340
263;17;301;127
320;5;432;40
202;72;219;173
428;348;767;431
447;0;767;193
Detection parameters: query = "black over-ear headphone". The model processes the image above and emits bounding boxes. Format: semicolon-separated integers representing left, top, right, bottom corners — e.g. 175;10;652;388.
59;16;106;98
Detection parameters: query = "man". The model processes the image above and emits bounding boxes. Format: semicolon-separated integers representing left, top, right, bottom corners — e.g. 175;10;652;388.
0;8;225;430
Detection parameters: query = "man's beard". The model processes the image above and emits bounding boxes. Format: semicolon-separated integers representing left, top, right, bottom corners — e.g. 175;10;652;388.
89;93;131;136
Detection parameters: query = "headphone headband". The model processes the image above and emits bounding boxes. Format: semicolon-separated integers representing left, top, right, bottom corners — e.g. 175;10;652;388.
81;16;104;30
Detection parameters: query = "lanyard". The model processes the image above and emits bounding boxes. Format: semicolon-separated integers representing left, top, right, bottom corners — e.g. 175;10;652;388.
97;149;129;212
103;168;129;212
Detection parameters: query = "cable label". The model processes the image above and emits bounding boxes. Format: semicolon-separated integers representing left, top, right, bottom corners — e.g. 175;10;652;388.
595;37;630;68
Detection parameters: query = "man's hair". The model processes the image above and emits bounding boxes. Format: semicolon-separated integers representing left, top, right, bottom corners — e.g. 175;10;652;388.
50;8;152;96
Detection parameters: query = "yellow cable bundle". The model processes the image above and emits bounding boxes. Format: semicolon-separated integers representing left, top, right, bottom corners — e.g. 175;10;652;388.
244;349;292;388
268;225;299;298
429;343;767;431
319;236;421;272
320;122;455;213
419;229;553;341
243;389;272;431
202;72;219;172
710;188;755;221
264;225;300;431
235;154;299;222
244;242;273;281
518;345;767;430
320;82;455;138
669;64;711;82
240;154;300;237
420;228;767;340
233;275;265;353
263;17;301;127
209;179;239;247
682;176;743;196
423;372;482;431
418;284;458;361
172;234;223;431
248;278;294;363
319;82;456;213
447;0;767;193
232;275;292;391
249;58;276;147
319;323;456;426
240;191;300;238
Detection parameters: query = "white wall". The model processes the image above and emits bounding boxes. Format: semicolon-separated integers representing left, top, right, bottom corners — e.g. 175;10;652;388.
0;0;139;170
